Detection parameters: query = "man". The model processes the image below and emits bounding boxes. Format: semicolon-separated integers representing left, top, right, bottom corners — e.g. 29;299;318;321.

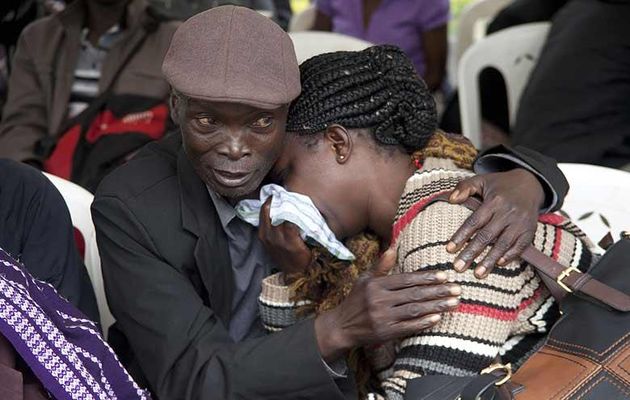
0;0;177;168
513;0;630;168
93;6;570;399
0;159;99;322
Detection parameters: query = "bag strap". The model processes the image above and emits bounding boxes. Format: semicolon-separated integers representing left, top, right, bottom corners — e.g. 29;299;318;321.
428;192;630;312
63;14;160;134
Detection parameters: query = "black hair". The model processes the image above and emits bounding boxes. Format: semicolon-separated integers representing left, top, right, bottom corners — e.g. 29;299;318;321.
286;45;437;153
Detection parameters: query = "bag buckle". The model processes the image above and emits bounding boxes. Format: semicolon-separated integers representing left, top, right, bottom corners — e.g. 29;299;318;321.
481;363;512;386
557;266;580;293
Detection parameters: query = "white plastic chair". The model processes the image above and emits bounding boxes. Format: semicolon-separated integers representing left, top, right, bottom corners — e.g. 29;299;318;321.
289;31;373;64
455;0;511;66
43;173;115;336
458;22;550;147
289;4;316;32
558;164;630;250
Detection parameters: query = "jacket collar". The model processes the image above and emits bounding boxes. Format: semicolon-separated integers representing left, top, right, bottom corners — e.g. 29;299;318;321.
57;0;149;31
177;147;234;324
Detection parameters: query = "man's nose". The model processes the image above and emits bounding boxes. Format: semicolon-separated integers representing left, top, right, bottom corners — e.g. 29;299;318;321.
219;131;252;161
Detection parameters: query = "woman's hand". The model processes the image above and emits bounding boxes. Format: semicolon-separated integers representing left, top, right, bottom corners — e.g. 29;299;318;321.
447;168;545;278
258;199;312;277
315;249;461;362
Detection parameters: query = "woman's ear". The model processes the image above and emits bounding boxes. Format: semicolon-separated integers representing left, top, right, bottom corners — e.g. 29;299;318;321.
325;124;352;164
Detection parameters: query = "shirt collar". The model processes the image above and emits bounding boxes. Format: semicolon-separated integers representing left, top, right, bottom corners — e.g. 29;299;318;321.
80;24;123;50
206;186;238;231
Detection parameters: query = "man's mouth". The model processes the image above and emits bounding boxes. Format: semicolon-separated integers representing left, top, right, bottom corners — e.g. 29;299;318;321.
212;169;254;188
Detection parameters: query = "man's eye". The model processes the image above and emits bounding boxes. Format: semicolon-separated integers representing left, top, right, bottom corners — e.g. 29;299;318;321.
251;116;274;129
195;117;216;127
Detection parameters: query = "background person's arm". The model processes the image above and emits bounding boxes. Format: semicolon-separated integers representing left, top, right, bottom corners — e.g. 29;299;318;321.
0;25;49;163
0;160;99;322
92;194;356;400
421;25;447;92
312;0;333;31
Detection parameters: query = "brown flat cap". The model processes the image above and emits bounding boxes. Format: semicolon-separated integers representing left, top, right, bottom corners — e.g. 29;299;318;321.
162;6;300;109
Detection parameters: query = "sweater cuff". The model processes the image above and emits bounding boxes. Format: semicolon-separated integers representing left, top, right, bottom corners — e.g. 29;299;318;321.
259;273;308;332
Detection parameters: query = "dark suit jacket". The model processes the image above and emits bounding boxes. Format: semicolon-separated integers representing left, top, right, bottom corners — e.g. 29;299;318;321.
513;0;630;167
92;134;568;399
92;134;355;399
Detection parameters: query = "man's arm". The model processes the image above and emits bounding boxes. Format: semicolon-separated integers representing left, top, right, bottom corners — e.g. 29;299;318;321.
475;144;569;211
0;25;50;163
92;194;355;400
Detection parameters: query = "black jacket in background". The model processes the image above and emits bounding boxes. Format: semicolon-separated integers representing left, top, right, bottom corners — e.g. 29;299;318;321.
92;133;569;399
513;0;630;167
0;159;99;322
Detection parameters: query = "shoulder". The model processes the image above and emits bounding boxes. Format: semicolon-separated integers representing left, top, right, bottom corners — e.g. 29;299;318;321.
0;160;57;200
95;133;181;203
16;15;62;47
398;158;472;212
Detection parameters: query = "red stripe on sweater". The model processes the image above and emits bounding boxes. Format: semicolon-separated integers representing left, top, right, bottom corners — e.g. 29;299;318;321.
391;191;451;243
454;287;544;321
552;227;563;260
538;213;565;226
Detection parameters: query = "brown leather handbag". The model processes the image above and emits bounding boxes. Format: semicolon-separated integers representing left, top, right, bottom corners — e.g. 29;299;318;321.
405;194;630;400
510;233;630;399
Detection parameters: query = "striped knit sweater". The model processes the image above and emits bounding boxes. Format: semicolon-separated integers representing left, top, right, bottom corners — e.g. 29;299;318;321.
259;157;595;400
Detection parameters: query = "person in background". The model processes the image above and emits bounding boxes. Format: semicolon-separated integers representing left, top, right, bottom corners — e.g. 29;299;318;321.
311;0;448;92
0;0;178;171
513;0;630;169
439;0;569;144
0;159;99;323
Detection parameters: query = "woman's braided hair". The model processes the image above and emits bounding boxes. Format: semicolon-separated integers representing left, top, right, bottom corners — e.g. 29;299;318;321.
286;45;438;152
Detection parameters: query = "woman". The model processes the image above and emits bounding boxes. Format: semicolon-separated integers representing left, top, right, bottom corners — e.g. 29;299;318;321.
312;0;448;91
258;46;595;399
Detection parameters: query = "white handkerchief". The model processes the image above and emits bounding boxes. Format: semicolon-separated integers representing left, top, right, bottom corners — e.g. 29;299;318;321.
235;184;355;261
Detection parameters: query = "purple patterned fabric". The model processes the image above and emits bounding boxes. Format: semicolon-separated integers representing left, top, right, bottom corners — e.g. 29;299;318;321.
0;247;151;400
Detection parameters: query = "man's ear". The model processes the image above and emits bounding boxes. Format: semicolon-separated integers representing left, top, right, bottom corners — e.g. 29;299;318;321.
325;124;352;164
169;93;180;123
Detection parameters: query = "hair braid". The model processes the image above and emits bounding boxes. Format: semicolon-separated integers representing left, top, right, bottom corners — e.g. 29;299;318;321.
287;45;438;152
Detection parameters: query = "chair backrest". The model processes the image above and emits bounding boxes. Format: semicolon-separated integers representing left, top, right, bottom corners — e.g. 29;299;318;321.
455;0;511;65
289;31;373;64
43;173;115;336
457;22;550;147
289;4;316;32
558;164;630;250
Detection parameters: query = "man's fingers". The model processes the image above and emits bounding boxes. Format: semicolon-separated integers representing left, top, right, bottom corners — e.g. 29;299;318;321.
389;314;444;337
257;200;272;239
497;233;534;266
453;217;503;273
474;229;517;278
380;270;450;290
449;176;483;204
389;282;461;306
390;297;459;321
370;248;398;277
447;204;493;255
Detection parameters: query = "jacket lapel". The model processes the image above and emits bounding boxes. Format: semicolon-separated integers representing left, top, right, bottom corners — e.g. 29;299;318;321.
177;148;234;324
51;1;83;136
99;0;149;94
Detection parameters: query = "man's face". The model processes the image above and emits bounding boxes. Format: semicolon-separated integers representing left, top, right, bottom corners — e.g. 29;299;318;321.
174;95;288;200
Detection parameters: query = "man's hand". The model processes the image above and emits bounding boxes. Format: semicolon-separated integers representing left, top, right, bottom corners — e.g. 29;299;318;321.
447;168;545;279
314;249;461;363
258;199;312;277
